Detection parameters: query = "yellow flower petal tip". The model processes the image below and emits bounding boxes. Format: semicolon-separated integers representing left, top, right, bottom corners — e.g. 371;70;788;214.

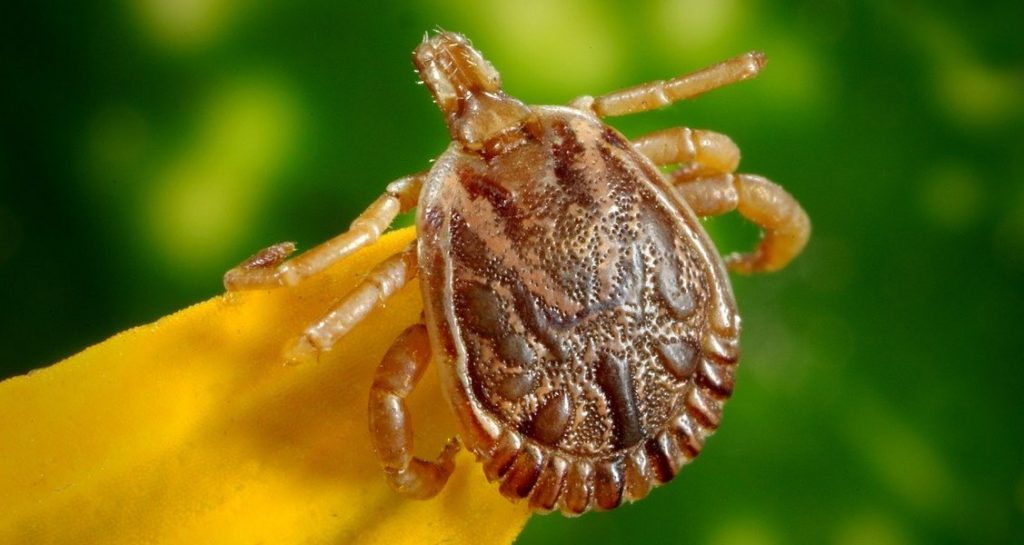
0;227;532;545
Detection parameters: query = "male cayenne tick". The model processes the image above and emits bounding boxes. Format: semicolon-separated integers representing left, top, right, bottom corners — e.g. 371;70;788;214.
224;32;810;515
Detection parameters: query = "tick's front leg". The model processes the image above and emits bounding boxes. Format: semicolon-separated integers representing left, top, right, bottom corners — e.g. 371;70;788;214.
634;127;810;273
572;52;765;118
369;323;460;499
223;172;425;291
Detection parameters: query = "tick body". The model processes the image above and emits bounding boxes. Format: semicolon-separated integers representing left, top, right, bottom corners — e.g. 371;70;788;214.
224;32;809;515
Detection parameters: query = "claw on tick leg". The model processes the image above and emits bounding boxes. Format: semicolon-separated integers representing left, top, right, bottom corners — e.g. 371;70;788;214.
439;437;461;469
283;335;320;366
244;242;297;270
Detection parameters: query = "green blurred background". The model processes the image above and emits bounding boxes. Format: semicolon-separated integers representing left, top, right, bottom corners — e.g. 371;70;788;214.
2;0;1022;543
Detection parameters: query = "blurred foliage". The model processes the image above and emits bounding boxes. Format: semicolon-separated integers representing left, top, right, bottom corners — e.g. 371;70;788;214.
1;0;1022;544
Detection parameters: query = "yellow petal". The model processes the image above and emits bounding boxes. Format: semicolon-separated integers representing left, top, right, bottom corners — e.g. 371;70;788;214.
0;227;531;544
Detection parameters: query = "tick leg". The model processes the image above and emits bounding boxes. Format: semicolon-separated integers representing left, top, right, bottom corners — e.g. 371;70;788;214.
284;242;419;365
633;127;741;179
369;323;460;499
721;174;810;273
223;172;425;291
675;174;809;273
634;127;809;273
572;52;765;118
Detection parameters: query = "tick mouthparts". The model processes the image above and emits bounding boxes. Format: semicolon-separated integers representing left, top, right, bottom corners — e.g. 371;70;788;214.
412;31;502;112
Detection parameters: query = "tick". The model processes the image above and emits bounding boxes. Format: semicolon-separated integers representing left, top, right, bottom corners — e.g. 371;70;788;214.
224;32;810;515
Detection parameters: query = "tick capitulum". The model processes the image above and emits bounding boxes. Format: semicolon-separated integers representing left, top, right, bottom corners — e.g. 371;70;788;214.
224;31;809;516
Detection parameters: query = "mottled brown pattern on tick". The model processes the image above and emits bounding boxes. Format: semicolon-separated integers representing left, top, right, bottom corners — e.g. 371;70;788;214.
419;105;742;511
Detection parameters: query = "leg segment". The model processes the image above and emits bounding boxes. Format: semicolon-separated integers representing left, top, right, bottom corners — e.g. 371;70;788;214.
369;324;460;499
634;127;810;274
633;127;741;179
572;52;765;118
675;174;810;274
284;242;419;365
224;172;425;291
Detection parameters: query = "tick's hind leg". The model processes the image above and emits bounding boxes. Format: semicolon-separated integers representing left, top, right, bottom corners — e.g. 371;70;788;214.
572;52;765;118
369;323;460;499
223;172;424;291
633;127;810;273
